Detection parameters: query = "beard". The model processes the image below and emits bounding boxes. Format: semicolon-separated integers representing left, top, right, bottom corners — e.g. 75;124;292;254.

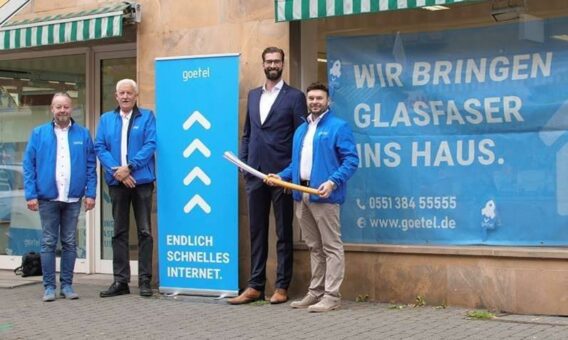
54;115;70;126
264;67;282;81
310;108;323;116
309;105;328;117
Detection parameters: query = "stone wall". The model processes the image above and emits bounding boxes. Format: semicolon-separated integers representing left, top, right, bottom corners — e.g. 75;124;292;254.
337;246;568;315
134;0;291;293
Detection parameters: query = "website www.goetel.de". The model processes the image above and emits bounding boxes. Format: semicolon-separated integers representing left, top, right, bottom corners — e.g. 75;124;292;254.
369;215;456;232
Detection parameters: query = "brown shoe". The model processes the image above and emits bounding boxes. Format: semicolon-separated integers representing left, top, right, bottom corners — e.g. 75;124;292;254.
270;288;288;304
227;288;262;305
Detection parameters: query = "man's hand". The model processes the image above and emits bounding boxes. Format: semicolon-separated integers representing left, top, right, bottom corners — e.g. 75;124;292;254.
26;199;38;211
84;197;95;211
265;174;292;194
317;180;335;198
264;173;281;186
122;175;137;188
113;165;131;182
113;165;136;188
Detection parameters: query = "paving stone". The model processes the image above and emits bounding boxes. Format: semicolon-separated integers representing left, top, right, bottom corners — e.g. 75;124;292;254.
1;270;568;339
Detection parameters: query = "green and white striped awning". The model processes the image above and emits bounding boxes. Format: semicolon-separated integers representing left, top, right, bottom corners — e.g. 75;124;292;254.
275;0;481;22
0;2;134;51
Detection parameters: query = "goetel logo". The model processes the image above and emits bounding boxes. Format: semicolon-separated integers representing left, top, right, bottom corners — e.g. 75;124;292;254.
481;200;497;229
481;199;499;241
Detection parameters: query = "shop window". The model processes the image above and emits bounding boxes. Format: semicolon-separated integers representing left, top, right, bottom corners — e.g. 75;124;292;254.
297;0;568;246
0;54;87;257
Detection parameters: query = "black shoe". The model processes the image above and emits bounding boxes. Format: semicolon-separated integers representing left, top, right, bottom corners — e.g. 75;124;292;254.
139;281;153;297
100;282;130;298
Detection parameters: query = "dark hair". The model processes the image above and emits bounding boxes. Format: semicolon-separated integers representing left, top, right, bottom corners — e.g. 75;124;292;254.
306;82;329;96
262;47;285;63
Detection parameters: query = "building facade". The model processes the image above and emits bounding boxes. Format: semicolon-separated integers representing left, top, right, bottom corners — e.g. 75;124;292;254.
1;0;568;315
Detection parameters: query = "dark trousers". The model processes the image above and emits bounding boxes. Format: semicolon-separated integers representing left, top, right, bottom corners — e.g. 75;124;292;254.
246;180;293;291
108;182;154;284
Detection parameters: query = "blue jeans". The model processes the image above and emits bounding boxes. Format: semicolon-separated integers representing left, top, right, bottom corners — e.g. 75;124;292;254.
38;200;81;290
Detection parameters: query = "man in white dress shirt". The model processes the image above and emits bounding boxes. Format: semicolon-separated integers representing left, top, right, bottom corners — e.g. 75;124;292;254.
268;82;359;312
230;47;307;305
23;93;97;302
95;79;156;298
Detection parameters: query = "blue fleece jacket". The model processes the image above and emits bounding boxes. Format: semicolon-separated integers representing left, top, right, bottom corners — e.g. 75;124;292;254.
94;106;156;186
23;120;97;201
278;110;359;204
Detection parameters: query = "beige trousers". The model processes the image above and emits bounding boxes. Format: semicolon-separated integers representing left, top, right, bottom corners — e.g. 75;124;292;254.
295;195;344;298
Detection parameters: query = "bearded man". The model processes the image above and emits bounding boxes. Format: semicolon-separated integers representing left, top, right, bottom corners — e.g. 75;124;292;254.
229;47;307;305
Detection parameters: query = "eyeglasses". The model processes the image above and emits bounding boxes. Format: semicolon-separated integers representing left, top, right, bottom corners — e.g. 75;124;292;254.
264;59;283;66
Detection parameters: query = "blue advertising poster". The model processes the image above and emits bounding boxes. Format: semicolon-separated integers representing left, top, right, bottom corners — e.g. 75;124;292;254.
155;54;239;295
328;17;568;245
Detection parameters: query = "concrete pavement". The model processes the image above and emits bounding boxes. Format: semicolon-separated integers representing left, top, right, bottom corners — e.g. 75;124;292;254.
1;270;568;339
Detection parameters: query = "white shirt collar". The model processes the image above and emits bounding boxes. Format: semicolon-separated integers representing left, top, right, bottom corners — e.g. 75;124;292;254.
54;120;72;131
121;110;133;119
307;109;329;124
262;79;284;93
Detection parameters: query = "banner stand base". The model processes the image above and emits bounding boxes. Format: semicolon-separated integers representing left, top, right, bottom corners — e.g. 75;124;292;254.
159;287;238;298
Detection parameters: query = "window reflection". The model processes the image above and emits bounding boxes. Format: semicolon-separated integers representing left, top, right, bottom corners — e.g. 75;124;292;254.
0;54;86;257
99;57;137;261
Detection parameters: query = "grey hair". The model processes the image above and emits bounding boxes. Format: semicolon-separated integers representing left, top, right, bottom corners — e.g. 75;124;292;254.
116;79;139;94
51;92;72;104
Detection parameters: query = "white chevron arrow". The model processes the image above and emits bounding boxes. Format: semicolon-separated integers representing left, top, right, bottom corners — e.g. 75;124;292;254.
183;110;211;130
183;167;211;186
184;194;211;214
183;139;211;158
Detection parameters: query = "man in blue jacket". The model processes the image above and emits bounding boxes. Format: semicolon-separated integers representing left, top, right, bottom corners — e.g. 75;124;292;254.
268;82;359;312
95;79;156;298
23;92;97;302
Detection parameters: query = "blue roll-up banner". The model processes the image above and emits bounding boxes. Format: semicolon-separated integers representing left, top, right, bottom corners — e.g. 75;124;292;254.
155;54;239;295
328;17;568;246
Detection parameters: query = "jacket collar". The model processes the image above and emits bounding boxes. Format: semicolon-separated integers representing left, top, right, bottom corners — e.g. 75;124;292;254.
307;109;330;124
262;79;284;93
302;108;332;124
114;105;141;117
51;117;75;129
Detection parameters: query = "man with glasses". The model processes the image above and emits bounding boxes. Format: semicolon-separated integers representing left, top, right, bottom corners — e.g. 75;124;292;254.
229;47;307;305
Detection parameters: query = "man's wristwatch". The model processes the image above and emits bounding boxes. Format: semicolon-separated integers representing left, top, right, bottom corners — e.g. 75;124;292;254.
127;163;134;172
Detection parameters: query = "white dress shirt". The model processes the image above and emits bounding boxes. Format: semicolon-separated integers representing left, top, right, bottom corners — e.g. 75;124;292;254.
300;110;328;181
53;122;79;203
259;79;283;125
120;110;132;166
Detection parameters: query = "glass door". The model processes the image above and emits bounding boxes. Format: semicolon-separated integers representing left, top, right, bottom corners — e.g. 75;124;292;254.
0;52;89;272
94;50;137;274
